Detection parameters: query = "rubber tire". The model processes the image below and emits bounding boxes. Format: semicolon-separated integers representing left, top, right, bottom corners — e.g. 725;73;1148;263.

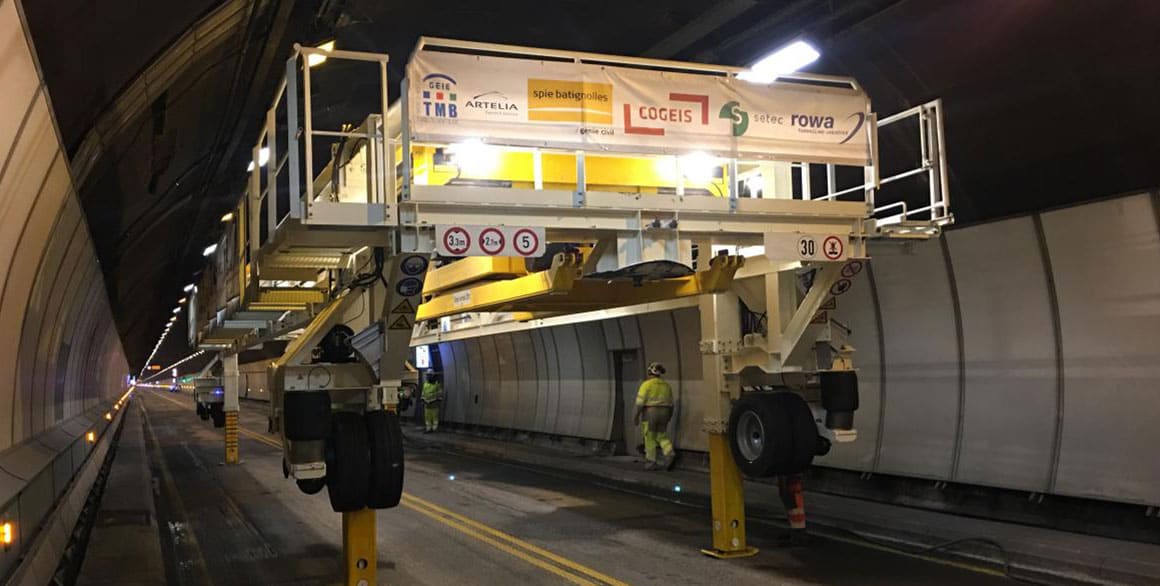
210;407;225;428
727;393;792;478
197;403;209;421
767;393;819;475
297;477;326;495
365;411;405;509
326;412;370;512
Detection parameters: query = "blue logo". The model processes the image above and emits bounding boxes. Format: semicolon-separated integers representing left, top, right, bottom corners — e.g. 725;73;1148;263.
422;73;458;118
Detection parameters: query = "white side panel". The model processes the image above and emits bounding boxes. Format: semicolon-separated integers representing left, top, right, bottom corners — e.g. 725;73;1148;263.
511;331;539;431
947;218;1057;490
551;326;584;437
672;308;706;451
1041;195;1160;505
576;322;612;440
873;239;959;479
494;334;519;429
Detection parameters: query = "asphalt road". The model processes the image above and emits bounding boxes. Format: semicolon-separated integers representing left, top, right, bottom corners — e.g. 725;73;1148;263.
136;388;1010;585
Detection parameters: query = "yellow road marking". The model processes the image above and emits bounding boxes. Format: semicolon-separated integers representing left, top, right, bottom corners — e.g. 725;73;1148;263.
402;493;631;586
400;498;599;586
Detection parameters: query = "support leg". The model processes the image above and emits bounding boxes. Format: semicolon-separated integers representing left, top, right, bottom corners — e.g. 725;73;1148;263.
701;432;758;559
223;353;240;465
343;508;377;585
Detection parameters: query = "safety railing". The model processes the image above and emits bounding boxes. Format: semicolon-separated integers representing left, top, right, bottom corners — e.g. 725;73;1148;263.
803;99;951;232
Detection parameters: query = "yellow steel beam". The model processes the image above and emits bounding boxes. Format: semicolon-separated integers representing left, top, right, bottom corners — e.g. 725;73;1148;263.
342;509;377;585
415;254;581;321
416;254;742;321
422;256;528;296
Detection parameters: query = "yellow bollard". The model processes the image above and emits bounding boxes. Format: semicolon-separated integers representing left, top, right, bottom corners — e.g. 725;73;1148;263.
224;411;239;464
701;432;758;559
343;508;377;585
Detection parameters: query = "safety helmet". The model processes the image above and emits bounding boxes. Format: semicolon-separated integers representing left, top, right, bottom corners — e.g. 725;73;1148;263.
647;362;666;376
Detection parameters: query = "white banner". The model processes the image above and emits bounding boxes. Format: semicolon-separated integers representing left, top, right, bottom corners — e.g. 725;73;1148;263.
407;50;872;166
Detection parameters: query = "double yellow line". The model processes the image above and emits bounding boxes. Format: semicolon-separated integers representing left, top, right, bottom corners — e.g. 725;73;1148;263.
401;493;629;586
145;391;627;585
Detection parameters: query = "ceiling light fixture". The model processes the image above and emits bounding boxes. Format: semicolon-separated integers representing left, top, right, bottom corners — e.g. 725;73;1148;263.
307;40;336;68
203;243;218;256
737;40;820;84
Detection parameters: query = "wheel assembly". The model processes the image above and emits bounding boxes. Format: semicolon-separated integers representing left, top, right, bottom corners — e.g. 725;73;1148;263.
767;392;819;475
196;403;209;421
326;411;370;512
365;410;405;509
728;393;790;477
727;392;818;477
210;405;225;428
296;477;326;495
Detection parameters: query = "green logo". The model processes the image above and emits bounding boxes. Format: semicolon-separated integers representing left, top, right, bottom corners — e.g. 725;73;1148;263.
718;101;749;136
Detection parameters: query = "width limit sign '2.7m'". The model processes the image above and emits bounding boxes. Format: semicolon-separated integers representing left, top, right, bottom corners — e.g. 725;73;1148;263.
435;225;547;258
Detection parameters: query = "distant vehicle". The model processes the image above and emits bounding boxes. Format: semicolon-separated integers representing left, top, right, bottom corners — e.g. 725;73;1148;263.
169;383;181;393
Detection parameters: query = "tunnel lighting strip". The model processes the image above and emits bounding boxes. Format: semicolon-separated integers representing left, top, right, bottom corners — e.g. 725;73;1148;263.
142;350;208;382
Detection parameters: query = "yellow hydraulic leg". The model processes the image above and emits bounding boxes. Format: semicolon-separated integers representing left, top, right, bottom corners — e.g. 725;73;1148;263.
223;411;240;464
343;508;377;585
701;432;758;558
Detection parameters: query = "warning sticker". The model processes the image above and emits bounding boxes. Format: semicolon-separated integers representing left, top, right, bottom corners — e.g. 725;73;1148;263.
830;278;853;297
388;315;412;330
820;298;837;310
811;310;828;324
391;299;415;314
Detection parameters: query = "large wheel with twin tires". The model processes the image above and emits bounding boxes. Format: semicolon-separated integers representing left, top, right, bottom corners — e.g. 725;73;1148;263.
365;410;405;509
728;392;818;477
326;412;370;512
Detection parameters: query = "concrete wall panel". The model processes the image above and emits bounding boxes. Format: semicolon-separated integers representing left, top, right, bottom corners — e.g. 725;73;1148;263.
551;326;584;437
511;331;539;431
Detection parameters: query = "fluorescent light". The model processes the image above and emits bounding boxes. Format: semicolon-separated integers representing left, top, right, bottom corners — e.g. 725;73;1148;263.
220;212;234;222
178;297;187;304
246;147;270;172
307;40;336;67
183;284;195;292
172;307;181;314
203;243;218;256
447;139;499;176
678;151;718;184
737;40;820;84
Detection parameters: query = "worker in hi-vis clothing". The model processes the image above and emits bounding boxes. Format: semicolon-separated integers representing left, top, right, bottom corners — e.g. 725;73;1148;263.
421;371;443;433
634;362;677;470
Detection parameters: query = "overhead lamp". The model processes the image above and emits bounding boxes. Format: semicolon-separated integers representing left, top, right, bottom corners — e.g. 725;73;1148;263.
220;212;235;222
172;307;181;314
202;243;218;256
737;40;820;84
183;284;195;292
178;297;187;304
246;147;271;172
447;139;499;176
678;151;718;184
307;40;336;68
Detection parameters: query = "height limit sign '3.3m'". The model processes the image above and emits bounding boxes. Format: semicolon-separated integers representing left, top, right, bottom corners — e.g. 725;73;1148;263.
435;225;547;257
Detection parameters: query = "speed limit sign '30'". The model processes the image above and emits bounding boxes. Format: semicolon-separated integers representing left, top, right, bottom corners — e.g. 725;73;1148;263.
435;225;547;257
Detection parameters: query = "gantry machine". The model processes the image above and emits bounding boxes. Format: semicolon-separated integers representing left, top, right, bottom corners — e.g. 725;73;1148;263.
188;38;950;584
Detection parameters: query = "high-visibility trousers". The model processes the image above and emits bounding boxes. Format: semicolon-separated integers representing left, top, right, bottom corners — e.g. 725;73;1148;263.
640;421;674;462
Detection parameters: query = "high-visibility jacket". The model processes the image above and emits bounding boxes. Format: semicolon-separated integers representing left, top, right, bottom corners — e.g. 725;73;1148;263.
422;381;443;403
635;377;673;408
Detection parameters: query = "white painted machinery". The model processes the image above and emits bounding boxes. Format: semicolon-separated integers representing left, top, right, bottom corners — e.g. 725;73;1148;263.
189;37;951;583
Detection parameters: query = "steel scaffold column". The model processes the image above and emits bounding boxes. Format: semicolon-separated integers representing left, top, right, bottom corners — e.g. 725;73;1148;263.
343;509;377;585
223;353;240;465
698;292;758;559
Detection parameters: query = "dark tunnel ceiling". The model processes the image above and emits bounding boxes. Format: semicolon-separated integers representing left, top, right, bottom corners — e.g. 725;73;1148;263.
21;0;1160;370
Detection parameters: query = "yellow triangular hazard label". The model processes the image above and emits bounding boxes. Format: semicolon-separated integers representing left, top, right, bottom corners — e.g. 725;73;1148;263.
388;315;412;330
391;298;415;314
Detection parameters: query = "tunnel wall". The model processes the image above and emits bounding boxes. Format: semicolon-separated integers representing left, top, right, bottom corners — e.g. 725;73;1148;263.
0;0;128;449
433;191;1160;507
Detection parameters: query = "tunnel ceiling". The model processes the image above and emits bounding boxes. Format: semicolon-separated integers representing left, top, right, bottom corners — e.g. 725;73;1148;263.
20;0;1160;370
